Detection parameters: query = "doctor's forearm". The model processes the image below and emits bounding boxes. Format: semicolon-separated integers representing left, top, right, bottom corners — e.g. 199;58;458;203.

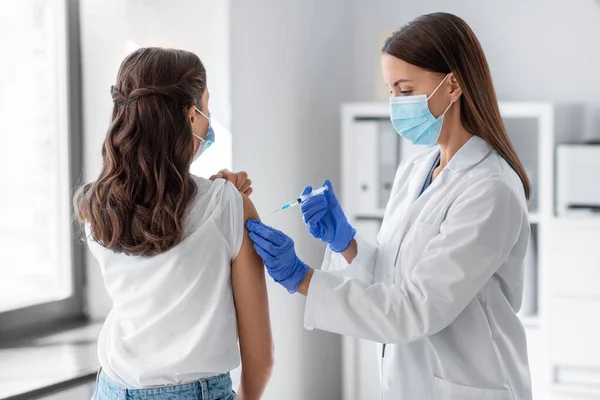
298;268;314;295
341;238;358;264
298;239;357;295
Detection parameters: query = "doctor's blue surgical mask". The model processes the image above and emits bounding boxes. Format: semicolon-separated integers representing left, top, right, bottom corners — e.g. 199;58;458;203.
192;107;215;161
389;74;454;146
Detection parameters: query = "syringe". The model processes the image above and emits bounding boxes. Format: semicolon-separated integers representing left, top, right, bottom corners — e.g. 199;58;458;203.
272;186;328;214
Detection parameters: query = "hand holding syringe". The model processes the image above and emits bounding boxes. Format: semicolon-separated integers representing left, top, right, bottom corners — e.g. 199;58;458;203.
272;186;328;214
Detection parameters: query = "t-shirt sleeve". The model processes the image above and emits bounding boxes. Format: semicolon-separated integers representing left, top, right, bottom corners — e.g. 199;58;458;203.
221;180;244;261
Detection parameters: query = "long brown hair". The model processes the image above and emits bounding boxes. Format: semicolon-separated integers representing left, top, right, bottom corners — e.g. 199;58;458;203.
75;47;206;256
382;13;531;200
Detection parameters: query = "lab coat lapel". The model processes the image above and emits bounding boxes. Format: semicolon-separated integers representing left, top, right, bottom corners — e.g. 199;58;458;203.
400;149;439;226
382;149;440;279
380;148;438;241
404;149;440;205
399;137;491;229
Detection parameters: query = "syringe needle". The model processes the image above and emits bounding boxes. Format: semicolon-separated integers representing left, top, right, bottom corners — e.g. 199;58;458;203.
271;185;328;215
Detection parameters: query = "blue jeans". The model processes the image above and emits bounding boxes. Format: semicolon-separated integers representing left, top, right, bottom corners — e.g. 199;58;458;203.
91;370;236;400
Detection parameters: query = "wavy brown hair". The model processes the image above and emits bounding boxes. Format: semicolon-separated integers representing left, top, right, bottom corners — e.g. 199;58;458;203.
74;47;206;256
383;13;531;200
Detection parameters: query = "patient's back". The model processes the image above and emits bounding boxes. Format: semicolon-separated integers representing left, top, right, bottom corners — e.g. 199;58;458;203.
86;176;244;388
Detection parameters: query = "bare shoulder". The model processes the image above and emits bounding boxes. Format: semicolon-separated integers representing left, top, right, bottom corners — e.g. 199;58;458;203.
241;193;260;223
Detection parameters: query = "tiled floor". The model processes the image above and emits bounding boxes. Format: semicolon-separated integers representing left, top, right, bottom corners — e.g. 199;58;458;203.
0;323;101;400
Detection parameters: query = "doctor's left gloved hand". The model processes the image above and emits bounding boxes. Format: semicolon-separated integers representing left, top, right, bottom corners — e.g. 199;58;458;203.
246;220;309;294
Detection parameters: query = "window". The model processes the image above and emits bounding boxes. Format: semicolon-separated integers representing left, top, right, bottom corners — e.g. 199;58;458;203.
0;0;84;332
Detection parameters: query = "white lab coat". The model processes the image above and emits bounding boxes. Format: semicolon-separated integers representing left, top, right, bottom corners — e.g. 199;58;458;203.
304;136;532;400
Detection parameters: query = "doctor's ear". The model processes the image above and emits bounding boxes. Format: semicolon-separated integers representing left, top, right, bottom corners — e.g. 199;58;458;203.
447;73;463;102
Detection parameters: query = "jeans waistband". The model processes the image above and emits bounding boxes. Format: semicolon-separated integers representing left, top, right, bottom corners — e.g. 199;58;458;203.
96;369;233;400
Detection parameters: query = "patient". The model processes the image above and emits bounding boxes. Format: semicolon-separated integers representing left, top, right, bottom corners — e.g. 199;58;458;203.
74;47;273;400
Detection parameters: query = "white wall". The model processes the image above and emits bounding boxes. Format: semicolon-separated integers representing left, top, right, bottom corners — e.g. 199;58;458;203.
80;1;348;398
353;0;600;140
79;0;231;317
79;1;600;398
230;0;354;398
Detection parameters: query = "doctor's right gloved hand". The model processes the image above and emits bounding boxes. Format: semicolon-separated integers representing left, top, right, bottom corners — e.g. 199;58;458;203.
300;179;356;253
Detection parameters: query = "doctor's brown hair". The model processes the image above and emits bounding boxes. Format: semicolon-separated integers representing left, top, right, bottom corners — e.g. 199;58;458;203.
382;12;531;200
74;48;206;256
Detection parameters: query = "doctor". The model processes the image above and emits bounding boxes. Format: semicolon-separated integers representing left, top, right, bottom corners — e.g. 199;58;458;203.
247;12;532;400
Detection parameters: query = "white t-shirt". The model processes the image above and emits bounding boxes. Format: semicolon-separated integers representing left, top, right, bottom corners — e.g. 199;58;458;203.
86;176;244;388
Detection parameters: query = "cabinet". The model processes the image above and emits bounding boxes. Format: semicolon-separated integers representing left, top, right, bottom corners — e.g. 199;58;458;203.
340;102;557;400
547;220;600;399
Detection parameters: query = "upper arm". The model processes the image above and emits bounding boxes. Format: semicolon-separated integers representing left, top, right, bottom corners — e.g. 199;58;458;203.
231;194;273;366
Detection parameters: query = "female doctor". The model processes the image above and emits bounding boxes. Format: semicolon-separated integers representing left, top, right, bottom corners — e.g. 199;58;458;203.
246;12;532;400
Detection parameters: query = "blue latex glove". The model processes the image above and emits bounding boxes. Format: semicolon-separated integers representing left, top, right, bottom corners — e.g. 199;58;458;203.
300;179;356;253
246;220;309;294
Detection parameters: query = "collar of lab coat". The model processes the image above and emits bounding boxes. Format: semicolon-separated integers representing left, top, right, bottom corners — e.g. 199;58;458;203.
415;135;492;172
446;135;492;171
406;135;492;202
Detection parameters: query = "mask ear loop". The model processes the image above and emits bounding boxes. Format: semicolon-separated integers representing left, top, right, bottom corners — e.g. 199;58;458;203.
192;132;206;142
191;107;210;142
426;74;451;101
433;102;457;146
428;74;455;119
195;108;210;121
441;100;454;116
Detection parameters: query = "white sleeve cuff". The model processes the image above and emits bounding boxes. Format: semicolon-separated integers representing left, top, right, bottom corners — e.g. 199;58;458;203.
352;234;377;270
321;234;376;271
304;269;327;330
305;235;379;331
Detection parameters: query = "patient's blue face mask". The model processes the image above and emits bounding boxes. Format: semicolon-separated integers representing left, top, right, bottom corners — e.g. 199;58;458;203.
389;74;454;146
192;108;215;161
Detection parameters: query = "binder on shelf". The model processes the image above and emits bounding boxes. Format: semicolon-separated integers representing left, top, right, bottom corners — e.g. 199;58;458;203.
378;123;399;209
400;138;427;163
354;121;379;211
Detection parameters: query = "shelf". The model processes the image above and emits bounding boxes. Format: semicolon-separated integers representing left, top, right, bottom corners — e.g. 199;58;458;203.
556;212;600;221
553;216;600;229
354;210;542;223
551;383;600;399
528;212;540;224
519;314;541;329
354;210;385;220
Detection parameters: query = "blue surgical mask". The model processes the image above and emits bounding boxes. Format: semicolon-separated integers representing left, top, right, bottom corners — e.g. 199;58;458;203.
192;107;215;161
389;74;454;146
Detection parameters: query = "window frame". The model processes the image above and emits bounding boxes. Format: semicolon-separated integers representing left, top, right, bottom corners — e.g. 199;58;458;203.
0;0;86;336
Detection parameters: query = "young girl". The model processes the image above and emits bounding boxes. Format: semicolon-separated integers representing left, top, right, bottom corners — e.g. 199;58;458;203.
75;47;273;400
